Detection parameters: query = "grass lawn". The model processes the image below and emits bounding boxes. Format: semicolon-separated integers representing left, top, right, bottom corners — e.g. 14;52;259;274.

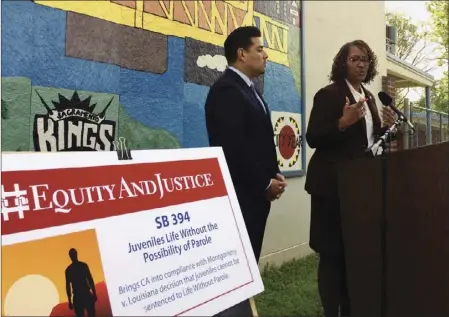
254;253;323;317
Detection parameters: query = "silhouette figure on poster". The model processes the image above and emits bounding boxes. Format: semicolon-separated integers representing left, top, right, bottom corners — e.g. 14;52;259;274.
65;248;97;317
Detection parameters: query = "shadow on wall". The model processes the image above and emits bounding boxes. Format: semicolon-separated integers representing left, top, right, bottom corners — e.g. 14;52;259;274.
1;0;304;175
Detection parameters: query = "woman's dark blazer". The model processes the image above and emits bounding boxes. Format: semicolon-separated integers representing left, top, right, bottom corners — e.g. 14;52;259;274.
305;80;387;198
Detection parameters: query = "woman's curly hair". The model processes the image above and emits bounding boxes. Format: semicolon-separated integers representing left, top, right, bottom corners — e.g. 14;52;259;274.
329;40;378;84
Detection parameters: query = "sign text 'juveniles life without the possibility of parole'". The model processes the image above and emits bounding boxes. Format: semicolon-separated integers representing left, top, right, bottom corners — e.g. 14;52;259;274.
1;148;263;316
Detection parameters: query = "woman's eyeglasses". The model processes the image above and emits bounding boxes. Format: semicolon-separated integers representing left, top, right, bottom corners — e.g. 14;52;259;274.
349;55;371;65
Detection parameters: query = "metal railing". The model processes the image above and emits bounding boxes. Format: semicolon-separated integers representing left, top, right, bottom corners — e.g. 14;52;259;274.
406;103;449;148
386;37;395;55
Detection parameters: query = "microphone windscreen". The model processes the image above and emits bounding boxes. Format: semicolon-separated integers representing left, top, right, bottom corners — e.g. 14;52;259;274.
378;91;393;106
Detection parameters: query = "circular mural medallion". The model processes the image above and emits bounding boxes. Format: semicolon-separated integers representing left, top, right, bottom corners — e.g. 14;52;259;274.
278;125;296;160
273;115;301;168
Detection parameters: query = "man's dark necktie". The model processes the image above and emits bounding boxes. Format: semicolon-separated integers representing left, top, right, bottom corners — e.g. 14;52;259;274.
250;84;267;114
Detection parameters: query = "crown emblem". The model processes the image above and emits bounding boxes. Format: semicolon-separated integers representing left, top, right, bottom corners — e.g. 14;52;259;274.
36;90;114;124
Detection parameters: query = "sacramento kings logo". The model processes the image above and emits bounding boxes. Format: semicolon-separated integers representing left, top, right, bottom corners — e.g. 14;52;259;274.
33;91;116;152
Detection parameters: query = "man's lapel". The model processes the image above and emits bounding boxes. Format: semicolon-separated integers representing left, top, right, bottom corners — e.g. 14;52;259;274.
252;86;270;114
252;86;273;127
225;69;272;128
226;70;265;114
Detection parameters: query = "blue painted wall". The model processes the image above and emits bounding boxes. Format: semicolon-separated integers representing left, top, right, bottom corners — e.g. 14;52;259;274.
1;0;304;174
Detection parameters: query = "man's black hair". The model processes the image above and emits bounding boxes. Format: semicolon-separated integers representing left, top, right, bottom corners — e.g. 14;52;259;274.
224;26;262;64
330;40;379;84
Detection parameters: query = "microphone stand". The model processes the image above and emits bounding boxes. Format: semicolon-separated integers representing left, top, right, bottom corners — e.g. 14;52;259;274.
364;117;404;317
365;120;401;157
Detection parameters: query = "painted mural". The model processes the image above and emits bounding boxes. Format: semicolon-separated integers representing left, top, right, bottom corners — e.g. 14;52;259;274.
1;0;305;175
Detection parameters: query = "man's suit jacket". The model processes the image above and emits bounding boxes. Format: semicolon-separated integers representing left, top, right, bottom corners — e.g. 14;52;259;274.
205;69;279;202
305;80;387;198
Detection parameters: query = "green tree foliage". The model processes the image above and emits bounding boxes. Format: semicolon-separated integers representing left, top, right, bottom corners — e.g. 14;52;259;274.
416;0;449;113
416;74;448;113
427;0;448;65
386;12;431;66
385;12;437;107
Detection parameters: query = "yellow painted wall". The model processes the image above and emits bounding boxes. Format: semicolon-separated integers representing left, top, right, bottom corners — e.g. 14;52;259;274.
35;0;289;66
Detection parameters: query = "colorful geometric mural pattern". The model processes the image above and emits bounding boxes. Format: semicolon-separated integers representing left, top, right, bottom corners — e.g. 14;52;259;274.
1;0;304;174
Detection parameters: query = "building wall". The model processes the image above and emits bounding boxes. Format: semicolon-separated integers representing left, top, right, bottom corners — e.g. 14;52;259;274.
259;0;387;267
1;0;304;162
381;75;399;152
1;0;387;268
382;76;397;102
1;0;304;262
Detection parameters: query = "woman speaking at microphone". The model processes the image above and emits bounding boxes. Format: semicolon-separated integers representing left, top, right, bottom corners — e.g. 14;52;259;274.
304;40;397;317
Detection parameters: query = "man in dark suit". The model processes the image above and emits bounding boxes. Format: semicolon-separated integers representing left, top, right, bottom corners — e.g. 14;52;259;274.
205;26;287;317
305;40;397;317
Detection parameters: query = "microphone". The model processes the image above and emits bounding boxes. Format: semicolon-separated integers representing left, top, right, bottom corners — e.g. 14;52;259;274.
378;91;415;132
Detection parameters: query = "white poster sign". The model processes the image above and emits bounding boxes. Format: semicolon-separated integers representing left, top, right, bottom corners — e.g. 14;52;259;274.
1;148;263;316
